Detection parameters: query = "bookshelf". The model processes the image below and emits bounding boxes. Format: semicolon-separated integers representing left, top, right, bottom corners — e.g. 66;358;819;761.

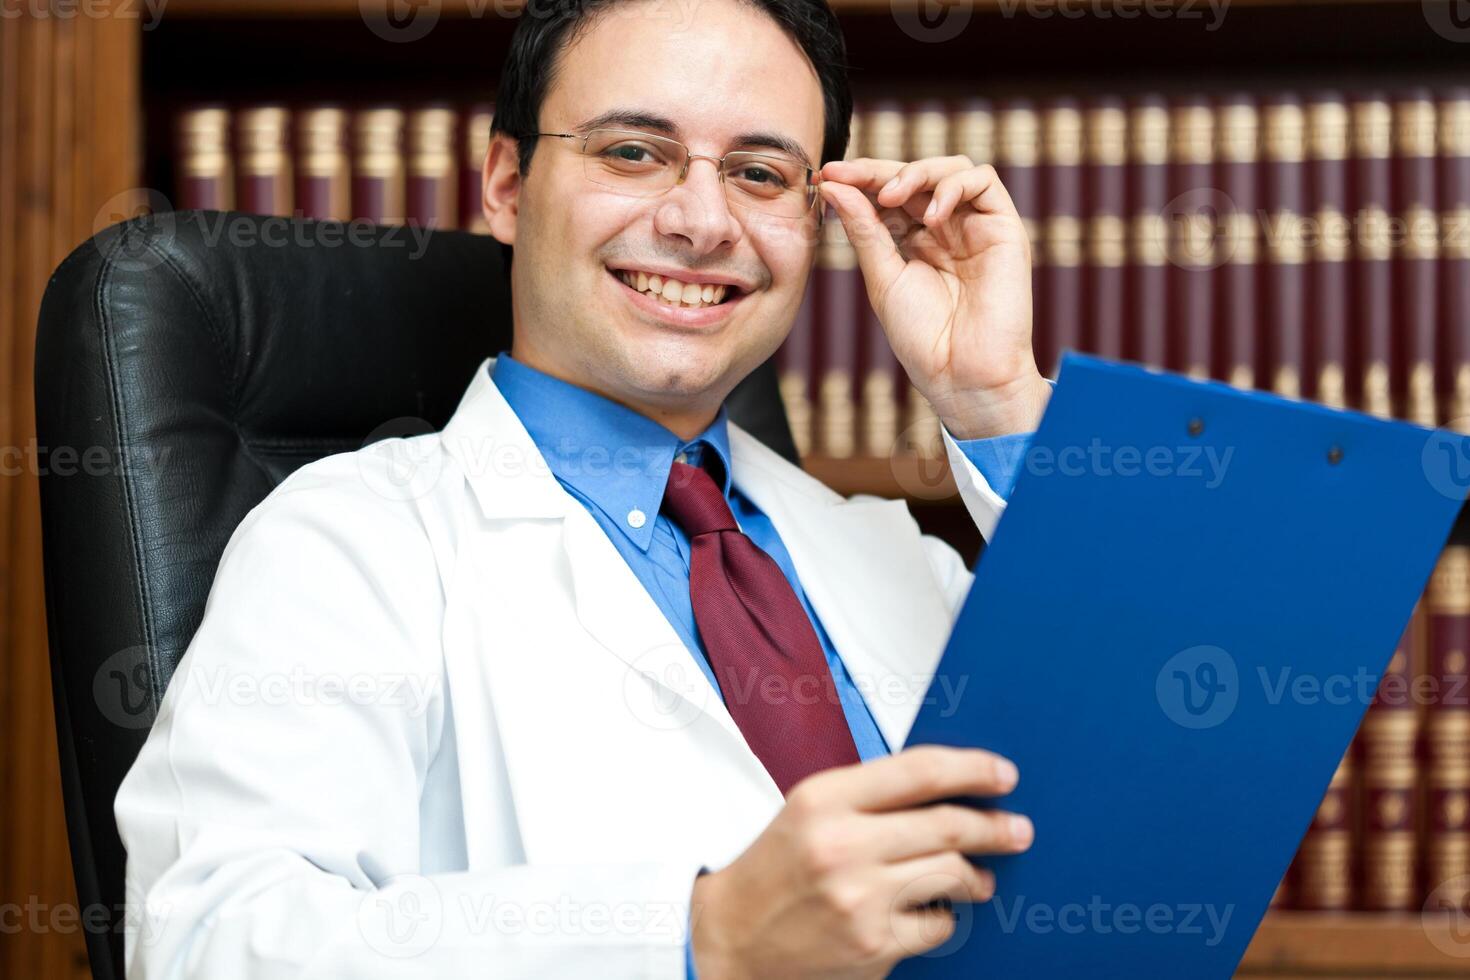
6;1;1470;978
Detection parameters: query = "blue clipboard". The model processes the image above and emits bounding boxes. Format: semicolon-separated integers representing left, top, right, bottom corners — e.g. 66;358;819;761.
896;353;1470;979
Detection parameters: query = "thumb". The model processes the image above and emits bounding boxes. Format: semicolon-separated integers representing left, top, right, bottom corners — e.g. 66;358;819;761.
819;180;906;299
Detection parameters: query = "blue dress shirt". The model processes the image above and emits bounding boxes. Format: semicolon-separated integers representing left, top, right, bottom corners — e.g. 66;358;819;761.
488;354;1032;976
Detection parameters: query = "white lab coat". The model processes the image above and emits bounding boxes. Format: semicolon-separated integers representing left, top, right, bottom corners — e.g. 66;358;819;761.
114;356;1008;979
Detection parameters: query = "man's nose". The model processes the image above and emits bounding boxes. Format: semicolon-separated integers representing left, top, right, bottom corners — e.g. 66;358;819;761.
653;155;743;255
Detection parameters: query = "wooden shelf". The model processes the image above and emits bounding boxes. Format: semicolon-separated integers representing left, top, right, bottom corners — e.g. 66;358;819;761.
1237;912;1470;977
802;453;960;501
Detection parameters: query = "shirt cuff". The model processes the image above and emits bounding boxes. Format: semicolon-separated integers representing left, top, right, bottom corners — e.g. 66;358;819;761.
946;379;1056;501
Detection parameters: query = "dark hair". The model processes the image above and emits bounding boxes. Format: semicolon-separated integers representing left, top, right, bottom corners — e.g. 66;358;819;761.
490;0;852;176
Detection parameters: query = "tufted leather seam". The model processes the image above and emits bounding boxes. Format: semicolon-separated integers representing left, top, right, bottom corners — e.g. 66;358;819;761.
93;223;164;707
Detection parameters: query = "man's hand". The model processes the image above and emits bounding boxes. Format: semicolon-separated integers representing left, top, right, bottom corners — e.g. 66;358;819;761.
689;745;1032;979
817;157;1051;440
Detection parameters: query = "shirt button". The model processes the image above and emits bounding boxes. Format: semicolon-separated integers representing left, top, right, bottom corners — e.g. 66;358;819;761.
627;508;647;529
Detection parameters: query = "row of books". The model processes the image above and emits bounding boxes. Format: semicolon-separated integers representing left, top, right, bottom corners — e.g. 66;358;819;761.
173;103;494;232
1282;547;1470;913
784;87;1470;460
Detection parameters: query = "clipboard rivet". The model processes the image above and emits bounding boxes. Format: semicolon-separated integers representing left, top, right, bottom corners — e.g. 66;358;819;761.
1187;418;1205;437
1327;446;1344;465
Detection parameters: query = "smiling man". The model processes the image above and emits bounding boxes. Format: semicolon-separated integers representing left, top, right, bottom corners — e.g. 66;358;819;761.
115;1;1054;978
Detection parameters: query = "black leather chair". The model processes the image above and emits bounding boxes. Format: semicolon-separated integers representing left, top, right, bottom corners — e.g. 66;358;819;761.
34;211;798;980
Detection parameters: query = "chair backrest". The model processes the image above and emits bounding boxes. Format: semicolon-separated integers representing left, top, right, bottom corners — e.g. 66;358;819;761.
33;211;798;980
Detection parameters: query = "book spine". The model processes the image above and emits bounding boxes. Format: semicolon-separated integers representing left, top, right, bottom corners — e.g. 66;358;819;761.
1443;90;1470;429
176;106;234;211
1352;94;1395;419
1084;97;1127;360
861;101;906;458
235;105;292;217
1423;547;1470;911
461;103;494;233
1168;96;1215;379
1357;610;1420;910
406;106;459;229
1127;96;1170;368
780;281;817;460
1041;98;1083;377
352;107;406;224
899;101;954;458
1394;90;1441;427
1307;92;1351;409
294;106;350;221
998;100;1044;370
816;107;862;459
1262;95;1307;400
1217;95;1259;390
1294;750;1355;910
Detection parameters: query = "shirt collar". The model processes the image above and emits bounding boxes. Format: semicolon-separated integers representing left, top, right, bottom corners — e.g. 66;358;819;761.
490;353;733;551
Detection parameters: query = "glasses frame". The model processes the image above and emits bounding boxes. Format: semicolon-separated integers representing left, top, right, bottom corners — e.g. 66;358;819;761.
528;128;823;221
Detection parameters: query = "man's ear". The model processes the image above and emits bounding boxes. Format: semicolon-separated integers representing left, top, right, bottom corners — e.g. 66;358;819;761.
482;132;522;245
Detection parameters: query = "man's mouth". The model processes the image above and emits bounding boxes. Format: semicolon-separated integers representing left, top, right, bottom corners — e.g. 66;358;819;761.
608;267;743;310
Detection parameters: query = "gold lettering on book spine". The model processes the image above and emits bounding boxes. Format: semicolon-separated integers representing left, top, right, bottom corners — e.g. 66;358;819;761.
354;108;406;222
1317;364;1347;409
819;372;856;459
1307;100;1349;162
1169;104;1213;165
1363;361;1392;418
1128;105;1169;166
237;106;291;180
178;107;233;182
909;109;948;161
997;108;1040;168
1393;98;1437;159
297;107;350;220
1088;215;1126;268
1351;100;1392;160
1218;102;1259;165
1403;205;1440;261
1043;105;1083;168
779;374;813;459
1264;102;1306;164
1409;361;1438;428
1440;97;1470;158
1085;106;1126;167
862;371;899;458
465;107;493;233
952;106;993;165
1430;548;1470;614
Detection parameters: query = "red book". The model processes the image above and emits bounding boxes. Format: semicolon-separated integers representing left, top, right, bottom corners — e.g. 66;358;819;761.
352;107;406;224
859;100;905;457
234;105;292;217
1351;94;1395;418
1168;96;1215;379
175;105;233;211
1293;751;1355;910
815;107;862;459
1126;96;1169;368
1084;97;1127;361
1357;611;1420;910
1442;89;1470;428
461;103;493;233
1393;90;1441;427
406;106;458;229
1217;94;1260;390
1306;92;1351;409
1262;95;1307;400
294;105;350;221
998;100;1043;368
1041;98;1083;378
1423;547;1470;911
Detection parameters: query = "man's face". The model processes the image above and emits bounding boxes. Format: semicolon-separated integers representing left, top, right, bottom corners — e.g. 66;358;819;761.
484;0;826;429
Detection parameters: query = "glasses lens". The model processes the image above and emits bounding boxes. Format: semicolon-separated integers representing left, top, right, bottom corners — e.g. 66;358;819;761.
581;129;681;196
723;152;814;219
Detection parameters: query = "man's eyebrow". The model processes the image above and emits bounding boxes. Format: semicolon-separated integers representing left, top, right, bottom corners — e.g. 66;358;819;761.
570;108;815;169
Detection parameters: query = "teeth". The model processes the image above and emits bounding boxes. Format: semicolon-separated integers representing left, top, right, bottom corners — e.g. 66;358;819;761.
613;269;732;309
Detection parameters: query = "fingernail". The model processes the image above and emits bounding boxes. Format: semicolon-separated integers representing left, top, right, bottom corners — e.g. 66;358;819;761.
924;200;938;219
1008;814;1034;847
995;758;1019;789
882;177;899;194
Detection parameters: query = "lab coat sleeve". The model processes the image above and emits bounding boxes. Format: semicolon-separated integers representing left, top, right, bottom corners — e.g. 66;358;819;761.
114;455;701;980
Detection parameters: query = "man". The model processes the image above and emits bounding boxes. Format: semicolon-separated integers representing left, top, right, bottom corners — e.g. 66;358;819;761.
115;0;1053;976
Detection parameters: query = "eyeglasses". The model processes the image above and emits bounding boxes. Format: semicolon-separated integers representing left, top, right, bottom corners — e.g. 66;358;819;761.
528;128;820;221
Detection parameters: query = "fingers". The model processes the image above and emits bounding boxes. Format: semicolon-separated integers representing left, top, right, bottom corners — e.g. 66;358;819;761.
823;156;1022;227
885;850;996;906
817;179;907;297
799;744;1020;812
869;802;1033;862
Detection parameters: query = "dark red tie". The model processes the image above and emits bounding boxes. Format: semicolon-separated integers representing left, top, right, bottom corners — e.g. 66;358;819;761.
661;460;860;794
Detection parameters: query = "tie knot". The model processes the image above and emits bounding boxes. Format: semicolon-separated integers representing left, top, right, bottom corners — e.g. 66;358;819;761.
662;460;738;536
